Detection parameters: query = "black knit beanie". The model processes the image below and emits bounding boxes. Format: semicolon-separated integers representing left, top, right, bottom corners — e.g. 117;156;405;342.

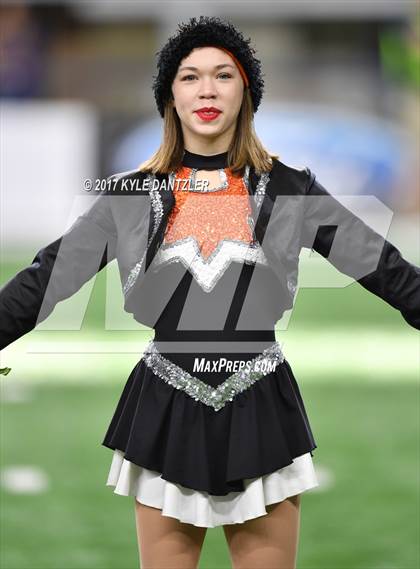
152;16;265;118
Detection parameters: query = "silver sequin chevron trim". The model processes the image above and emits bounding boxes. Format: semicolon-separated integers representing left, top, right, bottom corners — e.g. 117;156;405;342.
123;174;164;296
151;236;268;292
142;339;285;412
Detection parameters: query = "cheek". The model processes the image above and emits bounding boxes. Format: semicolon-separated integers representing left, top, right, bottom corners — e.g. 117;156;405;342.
178;104;192;122
226;91;243;118
226;85;244;109
175;93;192;114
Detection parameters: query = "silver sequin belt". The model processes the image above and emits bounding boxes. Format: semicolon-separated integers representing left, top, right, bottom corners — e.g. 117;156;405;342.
142;339;285;412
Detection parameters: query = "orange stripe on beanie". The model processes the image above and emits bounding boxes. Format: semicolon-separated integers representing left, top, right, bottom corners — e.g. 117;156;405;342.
217;47;250;88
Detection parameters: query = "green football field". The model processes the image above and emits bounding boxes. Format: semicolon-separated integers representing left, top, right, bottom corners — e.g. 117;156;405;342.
1;260;419;568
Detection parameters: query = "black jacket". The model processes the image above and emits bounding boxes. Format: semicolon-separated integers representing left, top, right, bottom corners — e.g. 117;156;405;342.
1;158;419;351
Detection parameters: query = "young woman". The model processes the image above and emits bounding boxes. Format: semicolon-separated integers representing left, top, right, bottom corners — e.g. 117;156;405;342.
1;16;419;569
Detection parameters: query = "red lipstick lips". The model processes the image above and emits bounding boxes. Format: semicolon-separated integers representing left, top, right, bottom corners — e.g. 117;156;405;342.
195;107;222;122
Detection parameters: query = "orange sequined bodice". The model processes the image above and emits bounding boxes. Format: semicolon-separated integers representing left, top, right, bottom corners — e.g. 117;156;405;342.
163;166;255;259
151;150;269;294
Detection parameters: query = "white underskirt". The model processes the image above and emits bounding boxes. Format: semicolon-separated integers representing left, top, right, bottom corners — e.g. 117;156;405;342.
106;450;319;528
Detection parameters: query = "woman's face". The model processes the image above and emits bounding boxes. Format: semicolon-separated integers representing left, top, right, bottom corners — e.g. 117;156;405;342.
171;46;245;149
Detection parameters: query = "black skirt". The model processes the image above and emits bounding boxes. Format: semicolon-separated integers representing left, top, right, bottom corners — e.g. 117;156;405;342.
102;339;317;496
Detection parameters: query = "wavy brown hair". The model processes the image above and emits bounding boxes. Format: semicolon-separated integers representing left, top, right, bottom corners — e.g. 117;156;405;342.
138;89;279;177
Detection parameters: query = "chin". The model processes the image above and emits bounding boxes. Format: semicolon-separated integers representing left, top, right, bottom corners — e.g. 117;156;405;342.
191;125;222;137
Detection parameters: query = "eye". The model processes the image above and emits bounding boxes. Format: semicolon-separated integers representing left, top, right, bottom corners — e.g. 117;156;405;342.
180;72;233;81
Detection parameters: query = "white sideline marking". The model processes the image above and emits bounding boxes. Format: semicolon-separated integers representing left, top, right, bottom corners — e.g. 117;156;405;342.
311;464;336;492
0;380;34;403
0;466;49;494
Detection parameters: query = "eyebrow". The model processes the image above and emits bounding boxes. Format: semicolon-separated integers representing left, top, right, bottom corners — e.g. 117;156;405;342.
178;64;236;72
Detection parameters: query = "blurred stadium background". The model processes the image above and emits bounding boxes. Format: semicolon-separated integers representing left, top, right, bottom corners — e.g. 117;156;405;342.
0;2;419;568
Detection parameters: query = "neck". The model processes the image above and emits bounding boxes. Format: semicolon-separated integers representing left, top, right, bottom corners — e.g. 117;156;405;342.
182;122;235;157
184;145;229;156
182;148;229;169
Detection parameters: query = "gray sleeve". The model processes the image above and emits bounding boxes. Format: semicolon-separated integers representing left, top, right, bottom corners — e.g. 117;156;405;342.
301;168;420;330
0;192;117;350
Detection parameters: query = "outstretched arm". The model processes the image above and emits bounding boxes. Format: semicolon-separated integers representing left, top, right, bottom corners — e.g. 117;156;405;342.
0;191;117;351
301;168;420;330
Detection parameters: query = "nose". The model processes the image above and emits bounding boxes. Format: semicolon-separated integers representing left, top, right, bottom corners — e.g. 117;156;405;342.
198;76;217;99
